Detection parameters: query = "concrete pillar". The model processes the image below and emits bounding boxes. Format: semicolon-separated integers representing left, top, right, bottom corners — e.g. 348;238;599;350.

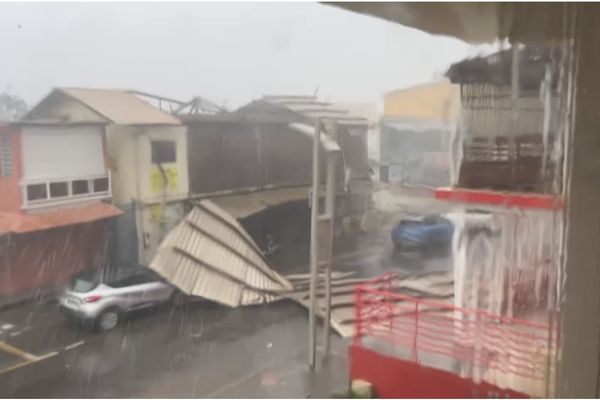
557;4;600;397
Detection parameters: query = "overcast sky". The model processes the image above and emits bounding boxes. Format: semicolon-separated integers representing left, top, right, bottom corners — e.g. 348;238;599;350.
0;2;475;110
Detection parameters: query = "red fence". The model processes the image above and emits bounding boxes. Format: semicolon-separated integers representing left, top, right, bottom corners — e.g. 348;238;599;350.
350;273;555;398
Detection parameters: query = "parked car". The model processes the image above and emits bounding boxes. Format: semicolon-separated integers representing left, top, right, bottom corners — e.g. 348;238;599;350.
391;214;454;254
59;265;181;331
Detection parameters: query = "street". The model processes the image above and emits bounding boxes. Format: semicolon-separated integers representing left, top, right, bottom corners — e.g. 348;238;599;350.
0;230;451;398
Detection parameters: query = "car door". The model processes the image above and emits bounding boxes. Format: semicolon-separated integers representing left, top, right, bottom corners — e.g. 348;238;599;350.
137;269;173;304
427;216;453;245
422;216;444;244
106;271;147;311
125;269;172;309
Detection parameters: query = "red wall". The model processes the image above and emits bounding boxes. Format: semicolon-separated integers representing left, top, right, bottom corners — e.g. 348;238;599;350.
349;344;529;399
0;126;23;213
0;220;109;296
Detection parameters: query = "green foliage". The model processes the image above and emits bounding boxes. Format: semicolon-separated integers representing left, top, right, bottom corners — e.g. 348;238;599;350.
0;92;28;121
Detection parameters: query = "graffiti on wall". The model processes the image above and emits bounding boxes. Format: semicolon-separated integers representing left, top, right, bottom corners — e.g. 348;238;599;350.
150;166;179;193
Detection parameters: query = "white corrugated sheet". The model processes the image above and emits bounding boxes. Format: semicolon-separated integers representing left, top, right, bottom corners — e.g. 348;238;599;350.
263;96;369;125
210;186;310;220
150;198;454;336
286;271;454;337
149;199;293;307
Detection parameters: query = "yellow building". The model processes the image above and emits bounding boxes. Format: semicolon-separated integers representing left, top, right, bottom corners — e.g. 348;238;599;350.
380;79;459;186
383;79;459;121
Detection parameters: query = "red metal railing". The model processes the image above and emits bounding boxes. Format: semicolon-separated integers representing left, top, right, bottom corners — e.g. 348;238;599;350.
354;273;555;394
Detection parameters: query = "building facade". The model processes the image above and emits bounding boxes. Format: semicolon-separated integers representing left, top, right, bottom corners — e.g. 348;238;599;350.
0;121;121;302
24;88;189;266
380;80;459;187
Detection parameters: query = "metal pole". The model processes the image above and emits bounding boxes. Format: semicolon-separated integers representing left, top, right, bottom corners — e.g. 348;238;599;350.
510;43;520;185
308;118;321;369
323;120;337;357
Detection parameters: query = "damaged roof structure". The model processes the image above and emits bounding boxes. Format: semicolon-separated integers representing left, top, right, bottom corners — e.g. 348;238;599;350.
150;200;293;307
235;95;372;182
24;87;182;125
445;45;563;193
150;199;454;337
446;45;562;92
240;95;371;126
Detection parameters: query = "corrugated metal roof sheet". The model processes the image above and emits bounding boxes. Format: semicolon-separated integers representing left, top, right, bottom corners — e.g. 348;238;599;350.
209;186;310;220
243;96;370;126
149;199;293;307
150;197;454;337
0;202;123;235
286;271;454;337
59;88;181;125
330;102;380;125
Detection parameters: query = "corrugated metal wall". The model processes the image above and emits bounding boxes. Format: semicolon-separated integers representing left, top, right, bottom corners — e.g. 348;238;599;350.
187;120;335;196
1;221;109;296
337;125;371;179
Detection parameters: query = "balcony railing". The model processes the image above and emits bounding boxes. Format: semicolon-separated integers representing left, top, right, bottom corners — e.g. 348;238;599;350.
20;172;111;210
353;273;556;398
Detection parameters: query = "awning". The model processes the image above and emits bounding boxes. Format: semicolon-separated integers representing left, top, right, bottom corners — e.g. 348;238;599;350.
209;186;311;220
0;202;124;235
289;123;342;153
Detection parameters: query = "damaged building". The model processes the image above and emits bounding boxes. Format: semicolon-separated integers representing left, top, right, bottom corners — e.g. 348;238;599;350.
23;88;189;267
181;95;373;267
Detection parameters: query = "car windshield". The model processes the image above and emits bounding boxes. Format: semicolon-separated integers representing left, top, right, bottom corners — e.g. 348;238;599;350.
68;269;101;293
400;218;422;226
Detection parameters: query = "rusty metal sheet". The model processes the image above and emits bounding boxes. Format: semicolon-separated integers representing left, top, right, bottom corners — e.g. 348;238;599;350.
0;202;123;235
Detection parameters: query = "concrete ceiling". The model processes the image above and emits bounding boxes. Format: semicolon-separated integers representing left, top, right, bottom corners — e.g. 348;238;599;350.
328;2;578;45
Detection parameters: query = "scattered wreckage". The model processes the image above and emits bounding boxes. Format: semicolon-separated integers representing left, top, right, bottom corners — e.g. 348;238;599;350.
149;199;454;337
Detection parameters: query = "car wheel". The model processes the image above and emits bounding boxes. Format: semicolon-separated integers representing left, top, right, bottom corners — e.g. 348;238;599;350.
95;308;120;332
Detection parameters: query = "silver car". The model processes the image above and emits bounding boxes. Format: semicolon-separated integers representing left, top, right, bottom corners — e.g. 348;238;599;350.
59;265;177;331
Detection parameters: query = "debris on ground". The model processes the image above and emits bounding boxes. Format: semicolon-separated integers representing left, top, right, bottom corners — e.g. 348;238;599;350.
351;379;375;398
150;199;454;338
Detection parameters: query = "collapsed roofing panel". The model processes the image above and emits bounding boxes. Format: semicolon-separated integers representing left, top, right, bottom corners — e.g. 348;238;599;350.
210;186;310;220
262;95;370;125
235;96;369;126
149;200;292;307
286;271;454;337
150;199;454;336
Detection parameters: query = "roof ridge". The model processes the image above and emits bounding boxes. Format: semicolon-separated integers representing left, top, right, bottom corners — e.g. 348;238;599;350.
54;87;181;125
58;87;129;93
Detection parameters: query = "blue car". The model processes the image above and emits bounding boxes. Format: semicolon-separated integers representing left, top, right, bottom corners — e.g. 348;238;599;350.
391;215;454;253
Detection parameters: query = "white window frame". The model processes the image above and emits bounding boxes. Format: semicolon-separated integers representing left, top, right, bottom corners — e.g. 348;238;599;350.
20;171;111;210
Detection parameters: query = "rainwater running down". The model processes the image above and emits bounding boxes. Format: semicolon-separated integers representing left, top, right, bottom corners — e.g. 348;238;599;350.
0;3;585;398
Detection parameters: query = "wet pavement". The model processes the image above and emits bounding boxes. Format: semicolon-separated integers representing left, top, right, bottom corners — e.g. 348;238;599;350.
1;294;351;397
0;225;451;398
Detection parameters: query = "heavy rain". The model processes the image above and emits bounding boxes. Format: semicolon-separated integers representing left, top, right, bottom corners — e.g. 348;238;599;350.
0;2;596;399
